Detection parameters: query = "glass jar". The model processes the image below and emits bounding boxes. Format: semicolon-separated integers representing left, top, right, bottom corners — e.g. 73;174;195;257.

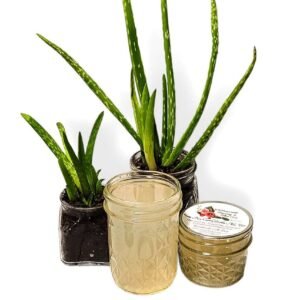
59;190;109;265
104;171;182;294
130;151;198;211
179;201;253;287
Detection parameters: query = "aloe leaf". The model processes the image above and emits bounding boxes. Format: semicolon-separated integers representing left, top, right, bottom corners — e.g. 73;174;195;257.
175;47;257;171
21;113;80;187
96;179;104;195
161;74;168;155
164;0;219;167
122;0;149;100
141;85;149;129
62;132;91;198
58;158;79;202
130;69;143;137
85;112;104;164
84;164;98;195
78;132;85;164
37;34;141;147
161;0;176;158
22;113;64;158
143;90;157;170
56;122;72;161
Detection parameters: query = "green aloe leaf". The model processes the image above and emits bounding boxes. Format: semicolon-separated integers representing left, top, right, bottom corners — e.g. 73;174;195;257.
122;0;149;100
122;0;161;160
164;0;219;167
141;84;149;130
61;132;91;198
58;158;79;202
78;132;85;164
161;0;176;159
96;179;104;195
37;34;141;147
56;122;72;161
161;74;168;155
84;164;98;195
21;113;80;187
143;90;157;170
130;70;143;137
175;47;257;171
85;112;104;164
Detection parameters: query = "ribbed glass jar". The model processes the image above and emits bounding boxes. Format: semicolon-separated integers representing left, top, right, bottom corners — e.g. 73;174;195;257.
179;201;253;287
104;171;182;294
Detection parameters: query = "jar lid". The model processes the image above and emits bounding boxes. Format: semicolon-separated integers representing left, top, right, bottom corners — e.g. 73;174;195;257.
180;201;253;240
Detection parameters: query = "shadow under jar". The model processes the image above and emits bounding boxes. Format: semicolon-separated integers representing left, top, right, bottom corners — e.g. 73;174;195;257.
179;201;253;287
130;151;198;212
104;171;182;294
59;190;109;265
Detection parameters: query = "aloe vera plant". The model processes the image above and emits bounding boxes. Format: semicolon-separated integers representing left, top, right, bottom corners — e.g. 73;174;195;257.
37;0;256;171
21;112;105;206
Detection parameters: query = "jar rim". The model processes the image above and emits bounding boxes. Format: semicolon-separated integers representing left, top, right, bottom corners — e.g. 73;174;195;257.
180;201;254;242
104;171;181;209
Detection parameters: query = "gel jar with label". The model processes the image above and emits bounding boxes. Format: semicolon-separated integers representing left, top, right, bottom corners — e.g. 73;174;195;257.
179;201;253;287
104;171;182;294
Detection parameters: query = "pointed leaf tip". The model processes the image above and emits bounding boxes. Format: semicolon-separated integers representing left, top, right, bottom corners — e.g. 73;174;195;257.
21;113;29;120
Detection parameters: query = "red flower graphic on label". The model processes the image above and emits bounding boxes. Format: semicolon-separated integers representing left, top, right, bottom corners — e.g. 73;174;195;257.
198;206;229;221
199;208;215;219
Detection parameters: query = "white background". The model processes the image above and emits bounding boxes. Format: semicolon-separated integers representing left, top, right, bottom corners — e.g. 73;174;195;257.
1;0;299;299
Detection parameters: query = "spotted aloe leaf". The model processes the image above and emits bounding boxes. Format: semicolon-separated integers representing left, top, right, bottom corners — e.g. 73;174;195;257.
78;132;85;164
130;70;143;138
161;74;168;155
122;0;149;100
37;34;141;147
58;158;79;202
61;132;90;198
122;0;160;164
143;90;157;170
21;113;80;188
161;0;176;159
175;48;257;170
164;0;219;167
57;122;72;161
85;111;104;165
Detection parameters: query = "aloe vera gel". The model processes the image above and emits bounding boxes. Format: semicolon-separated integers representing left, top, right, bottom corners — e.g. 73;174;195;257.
104;171;182;294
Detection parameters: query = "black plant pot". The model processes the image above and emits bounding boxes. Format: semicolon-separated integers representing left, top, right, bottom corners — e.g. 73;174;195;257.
59;190;109;265
130;151;199;211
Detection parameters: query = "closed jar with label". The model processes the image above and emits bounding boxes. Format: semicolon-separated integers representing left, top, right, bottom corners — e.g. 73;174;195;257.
179;201;253;287
104;171;182;294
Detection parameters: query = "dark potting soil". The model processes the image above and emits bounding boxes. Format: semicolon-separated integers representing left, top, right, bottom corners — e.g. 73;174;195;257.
60;191;109;265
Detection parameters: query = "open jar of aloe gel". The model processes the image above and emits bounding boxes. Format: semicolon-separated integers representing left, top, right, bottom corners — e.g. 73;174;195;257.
104;171;182;294
179;201;253;287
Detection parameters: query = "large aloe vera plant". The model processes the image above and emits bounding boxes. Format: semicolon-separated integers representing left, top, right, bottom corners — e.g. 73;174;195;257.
37;0;256;171
21;112;105;206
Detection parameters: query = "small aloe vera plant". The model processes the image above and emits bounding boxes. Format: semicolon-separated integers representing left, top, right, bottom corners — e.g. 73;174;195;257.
21;112;105;207
36;0;256;171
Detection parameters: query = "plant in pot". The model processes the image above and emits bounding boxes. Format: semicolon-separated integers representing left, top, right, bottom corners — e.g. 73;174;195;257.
21;112;109;265
35;0;256;210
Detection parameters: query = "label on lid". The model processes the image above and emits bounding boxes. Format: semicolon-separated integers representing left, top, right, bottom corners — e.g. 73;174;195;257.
181;202;251;238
